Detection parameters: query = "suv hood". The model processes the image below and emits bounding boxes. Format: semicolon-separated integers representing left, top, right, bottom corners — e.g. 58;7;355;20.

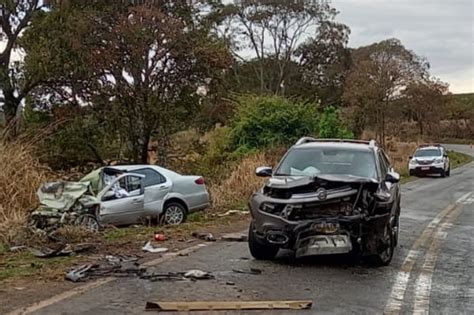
267;174;378;189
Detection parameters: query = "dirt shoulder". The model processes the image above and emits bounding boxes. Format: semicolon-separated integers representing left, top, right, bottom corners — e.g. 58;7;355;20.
1;213;250;314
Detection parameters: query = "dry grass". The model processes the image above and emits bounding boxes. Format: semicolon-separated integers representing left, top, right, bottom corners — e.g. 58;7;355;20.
0;140;50;246
209;150;282;212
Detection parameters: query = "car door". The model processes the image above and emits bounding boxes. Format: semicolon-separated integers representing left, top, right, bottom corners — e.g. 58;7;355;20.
133;168;172;217
98;173;146;225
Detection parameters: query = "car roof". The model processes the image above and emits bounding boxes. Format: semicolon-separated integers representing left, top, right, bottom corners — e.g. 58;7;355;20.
294;141;374;152
106;165;181;177
416;146;442;151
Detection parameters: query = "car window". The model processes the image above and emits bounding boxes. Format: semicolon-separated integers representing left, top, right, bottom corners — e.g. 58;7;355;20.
414;148;441;157
378;151;389;176
275;148;377;178
134;168;166;187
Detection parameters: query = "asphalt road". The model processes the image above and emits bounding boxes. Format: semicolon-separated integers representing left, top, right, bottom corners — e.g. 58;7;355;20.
14;145;474;315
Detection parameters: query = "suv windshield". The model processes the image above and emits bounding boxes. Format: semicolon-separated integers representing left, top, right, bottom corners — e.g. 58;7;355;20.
414;149;441;157
275;148;377;178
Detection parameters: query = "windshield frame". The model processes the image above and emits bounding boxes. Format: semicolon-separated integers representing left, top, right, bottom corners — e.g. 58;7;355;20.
274;146;378;179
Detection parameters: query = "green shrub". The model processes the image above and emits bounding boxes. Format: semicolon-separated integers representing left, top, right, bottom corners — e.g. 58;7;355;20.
229;95;319;152
318;106;353;139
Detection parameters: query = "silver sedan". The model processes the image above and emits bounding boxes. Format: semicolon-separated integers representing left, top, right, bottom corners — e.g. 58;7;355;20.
81;165;210;225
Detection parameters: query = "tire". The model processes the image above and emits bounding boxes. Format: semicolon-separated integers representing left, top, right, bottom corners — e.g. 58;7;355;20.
440;169;446;178
163;202;187;225
248;222;279;260
446;167;451;177
74;214;100;232
409;170;414;176
368;222;395;267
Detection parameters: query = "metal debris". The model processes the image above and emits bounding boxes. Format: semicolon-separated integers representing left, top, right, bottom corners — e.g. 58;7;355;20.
142;241;168;253
221;233;248;242
191;232;216;242
145;300;313;311
217;210;248;217
232;268;262;275
184;269;214;280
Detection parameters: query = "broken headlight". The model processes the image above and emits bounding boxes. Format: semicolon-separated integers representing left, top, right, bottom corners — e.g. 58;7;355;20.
259;203;284;214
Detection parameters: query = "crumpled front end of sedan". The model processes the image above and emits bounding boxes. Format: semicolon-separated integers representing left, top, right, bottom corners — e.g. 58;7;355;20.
249;174;396;259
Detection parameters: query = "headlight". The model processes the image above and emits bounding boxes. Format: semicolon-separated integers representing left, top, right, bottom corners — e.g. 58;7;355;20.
434;158;443;163
260;203;281;214
409;159;417;165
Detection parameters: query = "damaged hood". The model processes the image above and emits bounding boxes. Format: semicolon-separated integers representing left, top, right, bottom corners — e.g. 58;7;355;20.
37;181;99;212
266;174;378;189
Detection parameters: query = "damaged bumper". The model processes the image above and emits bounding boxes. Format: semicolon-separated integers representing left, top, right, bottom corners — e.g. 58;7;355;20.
249;190;391;258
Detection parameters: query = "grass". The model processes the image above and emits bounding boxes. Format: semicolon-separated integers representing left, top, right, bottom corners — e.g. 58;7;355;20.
448;150;473;168
0;250;82;282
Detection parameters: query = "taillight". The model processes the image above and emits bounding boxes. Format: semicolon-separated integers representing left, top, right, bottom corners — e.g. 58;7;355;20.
195;177;205;185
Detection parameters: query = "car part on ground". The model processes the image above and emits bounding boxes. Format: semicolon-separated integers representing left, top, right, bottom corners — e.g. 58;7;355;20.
145;300;313;312
142;241;168;253
248;137;401;266
408;144;450;177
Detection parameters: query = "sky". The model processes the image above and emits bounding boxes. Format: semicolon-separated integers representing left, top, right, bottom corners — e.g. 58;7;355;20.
331;0;474;93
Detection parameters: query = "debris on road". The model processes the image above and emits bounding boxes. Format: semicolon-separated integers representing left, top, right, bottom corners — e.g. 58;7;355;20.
142;241;168;253
232;268;262;275
65;255;145;282
145;300;313;311
226;281;235;286
183;269;214;280
191;232;216;242
65;264;94;282
221;232;248;242
216;210;248;217
29;243;95;258
153;233;166;241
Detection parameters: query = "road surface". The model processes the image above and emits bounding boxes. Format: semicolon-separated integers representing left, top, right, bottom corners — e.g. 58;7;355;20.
13;145;474;314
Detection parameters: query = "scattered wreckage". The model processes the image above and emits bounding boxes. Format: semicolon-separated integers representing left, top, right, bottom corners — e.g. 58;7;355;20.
248;138;401;266
28;165;210;233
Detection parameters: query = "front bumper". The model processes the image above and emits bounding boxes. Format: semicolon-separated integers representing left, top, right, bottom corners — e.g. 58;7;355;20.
249;193;389;257
409;163;444;173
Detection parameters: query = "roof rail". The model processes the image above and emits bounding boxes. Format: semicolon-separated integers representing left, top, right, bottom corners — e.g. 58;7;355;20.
419;143;441;147
295;137;378;147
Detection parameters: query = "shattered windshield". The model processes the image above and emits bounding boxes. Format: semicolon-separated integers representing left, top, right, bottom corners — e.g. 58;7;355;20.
275;148;377;178
414;149;441;157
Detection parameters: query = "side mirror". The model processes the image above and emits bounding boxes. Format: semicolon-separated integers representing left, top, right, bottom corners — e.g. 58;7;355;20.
385;171;400;183
443;153;448;158
409;156;413;159
256;166;272;177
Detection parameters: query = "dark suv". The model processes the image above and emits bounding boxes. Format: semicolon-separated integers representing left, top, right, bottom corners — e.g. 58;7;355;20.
248;137;401;266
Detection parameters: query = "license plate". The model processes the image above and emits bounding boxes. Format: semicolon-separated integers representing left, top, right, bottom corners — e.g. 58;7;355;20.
421;167;429;170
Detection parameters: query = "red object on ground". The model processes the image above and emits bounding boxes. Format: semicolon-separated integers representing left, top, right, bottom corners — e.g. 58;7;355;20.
154;233;166;241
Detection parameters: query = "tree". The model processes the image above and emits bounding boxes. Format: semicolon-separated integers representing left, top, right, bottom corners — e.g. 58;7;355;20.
402;78;448;136
0;0;43;133
24;3;232;164
318;105;353;138
296;20;351;105
220;0;346;95
342;39;429;145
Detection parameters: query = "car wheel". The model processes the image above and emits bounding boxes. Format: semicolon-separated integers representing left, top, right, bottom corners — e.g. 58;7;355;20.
248;222;279;260
446;167;451;177
163;202;187;225
369;222;395;266
440;169;446;178
409;170;414;176
74;214;100;232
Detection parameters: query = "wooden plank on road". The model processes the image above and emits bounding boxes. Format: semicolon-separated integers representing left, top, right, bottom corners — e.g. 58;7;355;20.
145;300;313;311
